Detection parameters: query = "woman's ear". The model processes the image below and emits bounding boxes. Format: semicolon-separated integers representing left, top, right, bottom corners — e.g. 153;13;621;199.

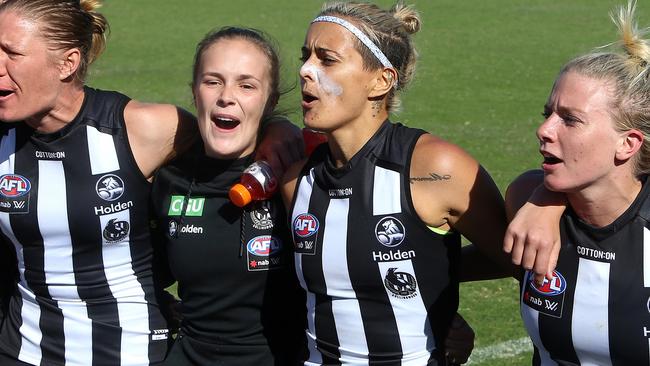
59;48;81;80
616;128;644;161
368;67;397;98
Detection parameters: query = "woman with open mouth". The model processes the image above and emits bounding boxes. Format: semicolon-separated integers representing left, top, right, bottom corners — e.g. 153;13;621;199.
0;1;300;365
282;1;513;364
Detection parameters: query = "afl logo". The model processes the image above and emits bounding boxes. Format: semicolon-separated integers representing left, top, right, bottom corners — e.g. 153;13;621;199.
0;174;31;197
529;270;567;296
375;216;405;247
293;213;319;238
247;235;282;256
96;174;124;201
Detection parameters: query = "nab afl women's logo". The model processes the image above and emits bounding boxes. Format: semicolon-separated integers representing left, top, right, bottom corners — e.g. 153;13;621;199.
293;213;319;238
375;216;405;247
0;174;31;197
529;270;567;296
96;174;124;201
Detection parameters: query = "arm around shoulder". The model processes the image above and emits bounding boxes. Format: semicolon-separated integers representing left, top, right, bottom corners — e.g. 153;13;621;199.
504;170;566;280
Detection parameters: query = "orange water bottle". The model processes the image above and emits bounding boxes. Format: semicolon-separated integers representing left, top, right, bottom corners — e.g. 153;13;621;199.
229;161;277;208
229;128;328;207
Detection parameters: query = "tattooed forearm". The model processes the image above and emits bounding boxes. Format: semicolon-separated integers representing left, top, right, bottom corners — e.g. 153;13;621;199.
409;173;451;184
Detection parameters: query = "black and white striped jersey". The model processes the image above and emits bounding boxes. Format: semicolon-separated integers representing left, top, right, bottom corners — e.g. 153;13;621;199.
0;87;168;366
521;178;650;366
290;121;461;365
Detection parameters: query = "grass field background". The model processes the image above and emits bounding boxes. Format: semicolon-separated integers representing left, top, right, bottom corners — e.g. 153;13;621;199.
90;1;647;364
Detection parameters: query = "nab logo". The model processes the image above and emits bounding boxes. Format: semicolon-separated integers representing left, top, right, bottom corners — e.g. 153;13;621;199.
247;235;282;256
293;213;319;238
529;270;567;296
0;174;31;197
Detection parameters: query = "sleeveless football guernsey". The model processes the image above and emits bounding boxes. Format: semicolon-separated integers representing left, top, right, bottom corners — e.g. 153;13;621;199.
290;121;461;365
521;178;650;365
0;87;168;366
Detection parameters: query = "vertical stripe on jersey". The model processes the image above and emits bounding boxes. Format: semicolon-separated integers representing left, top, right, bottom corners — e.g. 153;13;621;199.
373;166;400;215
377;260;434;364
643;227;650;287
292;170;323;365
38;160;93;365
520;274;557;366
98;209;150;365
322;198;369;361
572;258;611;366
0;130;43;363
86;126;119;174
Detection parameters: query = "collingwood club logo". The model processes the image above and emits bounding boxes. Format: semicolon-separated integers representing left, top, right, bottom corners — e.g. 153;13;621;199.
250;201;274;230
96;174;125;201
375;216;405;247
102;218;130;243
384;267;418;299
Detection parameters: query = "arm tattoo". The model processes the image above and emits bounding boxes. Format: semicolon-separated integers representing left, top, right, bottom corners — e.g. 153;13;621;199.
409;172;451;184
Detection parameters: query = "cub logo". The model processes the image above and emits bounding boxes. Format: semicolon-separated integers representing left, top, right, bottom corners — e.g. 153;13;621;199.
96;174;124;201
293;213;319;238
375;216;405;247
0;174;31;197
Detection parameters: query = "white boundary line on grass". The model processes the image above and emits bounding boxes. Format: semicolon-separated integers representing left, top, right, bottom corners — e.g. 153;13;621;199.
466;337;533;365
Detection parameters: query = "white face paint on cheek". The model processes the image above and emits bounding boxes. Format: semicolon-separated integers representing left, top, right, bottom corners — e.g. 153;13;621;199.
302;63;343;96
316;68;343;96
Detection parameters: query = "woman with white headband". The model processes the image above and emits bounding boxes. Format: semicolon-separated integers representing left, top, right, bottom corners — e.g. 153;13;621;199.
282;1;513;364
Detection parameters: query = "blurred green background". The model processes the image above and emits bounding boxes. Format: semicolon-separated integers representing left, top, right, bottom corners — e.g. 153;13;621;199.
90;1;645;364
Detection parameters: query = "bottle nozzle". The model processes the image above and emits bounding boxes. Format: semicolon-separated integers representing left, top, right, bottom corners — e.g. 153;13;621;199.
229;183;252;208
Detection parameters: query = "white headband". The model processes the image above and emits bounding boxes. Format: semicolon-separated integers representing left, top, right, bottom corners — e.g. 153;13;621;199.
312;15;398;85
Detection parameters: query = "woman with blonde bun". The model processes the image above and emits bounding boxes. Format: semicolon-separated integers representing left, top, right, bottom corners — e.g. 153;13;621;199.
282;1;512;364
0;0;300;365
506;1;650;364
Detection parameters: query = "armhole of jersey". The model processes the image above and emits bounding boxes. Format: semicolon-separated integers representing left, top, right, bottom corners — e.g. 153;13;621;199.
427;226;455;235
403;130;454;237
118;98;153;186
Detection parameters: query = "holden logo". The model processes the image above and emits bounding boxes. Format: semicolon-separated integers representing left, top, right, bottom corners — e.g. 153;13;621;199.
96;174;124;201
375;216;405;247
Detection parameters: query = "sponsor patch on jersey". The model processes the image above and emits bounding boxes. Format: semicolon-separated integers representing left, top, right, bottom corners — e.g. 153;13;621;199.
168;196;205;217
247;235;286;271
168;219;179;237
150;329;169;341
102;218;130;244
293;213;319;255
522;270;566;318
375;216;406;247
250;201;274;230
95;174;124;201
0;174;31;214
384;267;418;299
